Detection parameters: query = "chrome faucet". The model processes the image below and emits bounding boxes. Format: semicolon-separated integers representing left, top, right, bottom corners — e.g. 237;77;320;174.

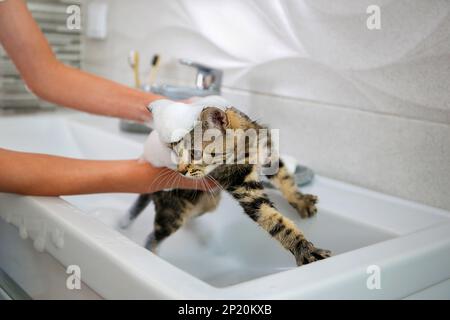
179;59;223;93
149;59;223;100
120;59;224;133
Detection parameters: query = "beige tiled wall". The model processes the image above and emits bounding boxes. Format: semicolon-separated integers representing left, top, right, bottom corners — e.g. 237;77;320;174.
81;0;450;210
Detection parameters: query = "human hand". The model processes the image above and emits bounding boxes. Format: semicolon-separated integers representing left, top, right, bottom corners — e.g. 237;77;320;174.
129;161;217;194
0;149;216;196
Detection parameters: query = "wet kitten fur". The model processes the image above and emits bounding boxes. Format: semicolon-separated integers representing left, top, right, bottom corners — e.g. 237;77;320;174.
121;107;331;266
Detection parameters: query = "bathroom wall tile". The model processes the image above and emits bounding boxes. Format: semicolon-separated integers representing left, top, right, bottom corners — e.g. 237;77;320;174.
83;0;450;124
223;88;450;210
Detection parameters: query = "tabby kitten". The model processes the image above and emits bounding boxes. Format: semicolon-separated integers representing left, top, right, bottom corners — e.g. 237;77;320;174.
121;107;331;266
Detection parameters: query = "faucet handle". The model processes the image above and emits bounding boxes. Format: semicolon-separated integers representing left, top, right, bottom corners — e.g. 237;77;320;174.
179;59;211;70
179;59;223;92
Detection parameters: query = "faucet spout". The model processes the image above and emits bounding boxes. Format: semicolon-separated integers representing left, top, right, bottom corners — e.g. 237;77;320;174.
179;59;223;92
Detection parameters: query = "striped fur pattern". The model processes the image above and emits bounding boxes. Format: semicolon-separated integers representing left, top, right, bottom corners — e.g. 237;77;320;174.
123;107;330;266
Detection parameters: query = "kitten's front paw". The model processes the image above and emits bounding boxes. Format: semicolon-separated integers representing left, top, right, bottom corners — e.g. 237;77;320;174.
289;193;318;218
294;240;331;266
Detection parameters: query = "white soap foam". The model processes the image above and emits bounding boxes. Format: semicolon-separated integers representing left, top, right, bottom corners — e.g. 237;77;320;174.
150;99;204;143
141;130;175;169
51;228;64;249
144;96;232;168
19;217;28;240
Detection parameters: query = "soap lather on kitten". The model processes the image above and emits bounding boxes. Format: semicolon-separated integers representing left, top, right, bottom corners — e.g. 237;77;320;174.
122;98;331;266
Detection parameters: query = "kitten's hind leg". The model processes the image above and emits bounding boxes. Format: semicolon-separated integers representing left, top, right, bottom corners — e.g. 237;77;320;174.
266;160;318;218
144;232;158;253
119;194;152;229
145;194;196;252
145;208;191;252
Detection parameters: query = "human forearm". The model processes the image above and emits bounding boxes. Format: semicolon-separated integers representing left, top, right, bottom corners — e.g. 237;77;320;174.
0;149;212;196
31;61;163;122
0;0;163;122
0;149;146;195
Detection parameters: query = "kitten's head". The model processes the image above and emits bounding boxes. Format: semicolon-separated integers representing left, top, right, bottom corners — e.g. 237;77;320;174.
169;107;232;178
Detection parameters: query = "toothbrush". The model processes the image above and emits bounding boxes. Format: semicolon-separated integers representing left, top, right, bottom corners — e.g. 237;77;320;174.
147;54;160;87
128;50;141;88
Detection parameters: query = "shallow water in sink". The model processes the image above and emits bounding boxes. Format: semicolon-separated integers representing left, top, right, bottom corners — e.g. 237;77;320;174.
64;190;394;287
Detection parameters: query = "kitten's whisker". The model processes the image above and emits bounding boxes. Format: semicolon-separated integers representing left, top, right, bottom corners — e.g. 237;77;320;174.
191;177;199;200
157;170;180;192
207;176;223;191
175;172;183;196
164;171;178;191
171;171;182;194
198;178;209;200
205;178;222;200
202;179;214;203
207;176;225;192
204;177;219;203
147;169;172;193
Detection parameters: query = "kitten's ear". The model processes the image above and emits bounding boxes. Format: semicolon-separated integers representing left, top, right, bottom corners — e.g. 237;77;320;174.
200;107;228;130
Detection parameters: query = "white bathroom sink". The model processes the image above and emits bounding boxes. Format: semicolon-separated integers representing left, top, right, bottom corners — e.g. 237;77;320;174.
1;112;450;299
